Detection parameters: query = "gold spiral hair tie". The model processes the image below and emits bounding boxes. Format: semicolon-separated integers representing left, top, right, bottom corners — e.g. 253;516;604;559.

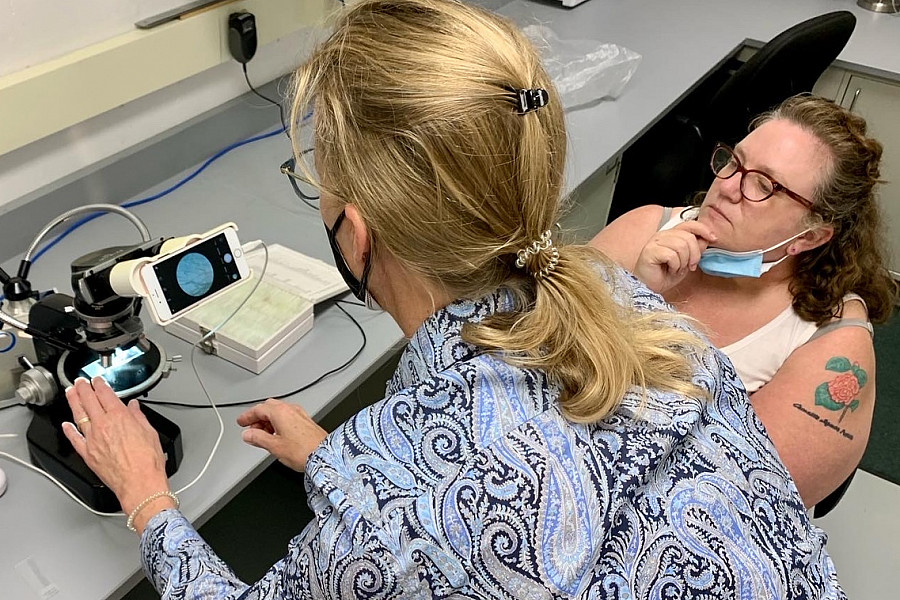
516;230;559;279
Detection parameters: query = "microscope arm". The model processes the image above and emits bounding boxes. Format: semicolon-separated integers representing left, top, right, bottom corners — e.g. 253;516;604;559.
18;204;151;282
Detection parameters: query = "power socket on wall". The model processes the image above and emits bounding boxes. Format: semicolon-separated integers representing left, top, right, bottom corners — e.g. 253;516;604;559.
228;11;259;64
0;0;329;157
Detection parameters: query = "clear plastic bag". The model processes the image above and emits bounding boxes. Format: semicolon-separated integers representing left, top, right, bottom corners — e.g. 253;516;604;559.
522;25;642;109
497;1;642;109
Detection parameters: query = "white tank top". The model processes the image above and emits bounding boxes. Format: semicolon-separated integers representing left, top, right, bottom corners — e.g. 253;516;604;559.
659;207;873;393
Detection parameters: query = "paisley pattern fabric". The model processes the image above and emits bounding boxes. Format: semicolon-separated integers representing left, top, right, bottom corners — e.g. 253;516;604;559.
141;269;845;599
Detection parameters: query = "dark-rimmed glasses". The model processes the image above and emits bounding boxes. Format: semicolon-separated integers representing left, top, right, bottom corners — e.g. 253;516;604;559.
710;143;813;209
280;148;319;210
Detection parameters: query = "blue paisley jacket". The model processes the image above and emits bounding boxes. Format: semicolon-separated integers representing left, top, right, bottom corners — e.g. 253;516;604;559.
141;270;844;599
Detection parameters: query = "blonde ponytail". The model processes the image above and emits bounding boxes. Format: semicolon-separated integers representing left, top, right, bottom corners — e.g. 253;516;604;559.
467;246;704;423
290;0;706;423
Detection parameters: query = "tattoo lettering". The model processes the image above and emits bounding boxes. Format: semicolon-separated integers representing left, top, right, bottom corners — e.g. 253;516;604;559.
814;356;867;424
793;403;854;440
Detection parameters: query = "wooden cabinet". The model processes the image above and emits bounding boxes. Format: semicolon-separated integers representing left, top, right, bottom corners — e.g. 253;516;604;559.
562;155;620;242
839;75;900;277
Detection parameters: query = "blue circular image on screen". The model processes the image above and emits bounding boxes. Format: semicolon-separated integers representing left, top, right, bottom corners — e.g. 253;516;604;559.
176;252;214;297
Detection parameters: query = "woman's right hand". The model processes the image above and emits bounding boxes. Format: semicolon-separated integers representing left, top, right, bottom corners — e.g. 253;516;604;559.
237;399;328;472
633;221;718;293
62;377;174;532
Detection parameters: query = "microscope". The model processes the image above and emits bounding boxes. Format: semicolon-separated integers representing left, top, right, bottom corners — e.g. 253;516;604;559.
0;206;240;512
1;252;181;512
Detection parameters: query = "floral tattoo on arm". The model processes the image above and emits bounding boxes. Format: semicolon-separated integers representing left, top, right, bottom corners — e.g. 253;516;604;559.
815;356;868;424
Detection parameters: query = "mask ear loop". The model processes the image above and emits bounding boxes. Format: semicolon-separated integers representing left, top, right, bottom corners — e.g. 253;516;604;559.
760;227;814;255
757;228;814;274
356;221;380;310
787;220;834;256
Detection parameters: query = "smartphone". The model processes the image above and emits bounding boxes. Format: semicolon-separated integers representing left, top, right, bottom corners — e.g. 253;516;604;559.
140;226;250;323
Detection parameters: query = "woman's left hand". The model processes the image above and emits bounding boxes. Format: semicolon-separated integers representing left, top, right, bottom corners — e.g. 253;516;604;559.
237;399;328;472
63;377;172;518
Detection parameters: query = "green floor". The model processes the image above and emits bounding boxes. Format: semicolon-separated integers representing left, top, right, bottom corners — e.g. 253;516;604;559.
860;308;900;485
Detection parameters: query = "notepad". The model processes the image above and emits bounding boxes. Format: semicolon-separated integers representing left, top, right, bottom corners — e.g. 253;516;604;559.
164;242;348;373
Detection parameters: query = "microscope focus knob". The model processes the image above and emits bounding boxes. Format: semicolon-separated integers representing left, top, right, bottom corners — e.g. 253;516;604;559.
15;366;58;407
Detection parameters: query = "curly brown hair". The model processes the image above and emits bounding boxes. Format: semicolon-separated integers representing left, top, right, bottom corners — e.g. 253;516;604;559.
750;94;897;325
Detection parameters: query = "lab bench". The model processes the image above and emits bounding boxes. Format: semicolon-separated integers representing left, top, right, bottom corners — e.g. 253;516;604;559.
1;1;899;598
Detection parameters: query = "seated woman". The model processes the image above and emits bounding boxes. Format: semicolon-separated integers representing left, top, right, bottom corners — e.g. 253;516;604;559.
591;94;897;508
62;1;843;597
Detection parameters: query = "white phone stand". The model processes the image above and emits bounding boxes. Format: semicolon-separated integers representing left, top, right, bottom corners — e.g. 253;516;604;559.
107;222;239;325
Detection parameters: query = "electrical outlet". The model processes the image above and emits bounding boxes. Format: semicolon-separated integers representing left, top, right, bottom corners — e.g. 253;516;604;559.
0;0;330;157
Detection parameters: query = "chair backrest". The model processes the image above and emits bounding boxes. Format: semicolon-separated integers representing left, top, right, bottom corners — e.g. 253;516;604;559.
813;468;857;519
702;11;857;147
608;11;857;222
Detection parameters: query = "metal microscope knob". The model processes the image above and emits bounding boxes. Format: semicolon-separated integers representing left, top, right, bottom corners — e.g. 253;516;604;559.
15;366;59;407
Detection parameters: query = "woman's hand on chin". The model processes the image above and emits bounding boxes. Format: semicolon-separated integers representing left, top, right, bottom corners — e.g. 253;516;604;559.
634;220;717;292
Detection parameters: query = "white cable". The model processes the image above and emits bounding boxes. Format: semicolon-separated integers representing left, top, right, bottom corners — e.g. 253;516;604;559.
171;341;226;497
0;242;269;520
173;241;269;496
0;450;124;518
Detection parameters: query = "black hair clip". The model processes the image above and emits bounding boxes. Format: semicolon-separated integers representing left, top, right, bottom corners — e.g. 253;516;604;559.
513;88;549;115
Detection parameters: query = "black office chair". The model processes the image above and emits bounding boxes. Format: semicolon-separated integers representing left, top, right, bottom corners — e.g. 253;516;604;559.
814;468;857;519
608;11;857;221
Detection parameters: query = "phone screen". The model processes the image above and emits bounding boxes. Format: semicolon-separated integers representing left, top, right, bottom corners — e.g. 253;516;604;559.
151;231;243;315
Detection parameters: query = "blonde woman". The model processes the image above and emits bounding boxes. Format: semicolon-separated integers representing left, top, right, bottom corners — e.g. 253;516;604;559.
64;1;843;598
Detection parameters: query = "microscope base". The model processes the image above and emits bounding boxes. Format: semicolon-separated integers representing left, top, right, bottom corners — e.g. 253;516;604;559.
26;402;183;513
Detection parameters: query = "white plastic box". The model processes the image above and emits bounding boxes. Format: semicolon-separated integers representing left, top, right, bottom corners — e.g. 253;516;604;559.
164;242;347;374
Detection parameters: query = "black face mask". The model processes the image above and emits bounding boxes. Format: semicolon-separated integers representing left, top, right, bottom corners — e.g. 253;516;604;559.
324;210;380;310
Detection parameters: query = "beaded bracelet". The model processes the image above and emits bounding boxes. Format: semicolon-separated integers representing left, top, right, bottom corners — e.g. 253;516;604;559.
126;491;179;532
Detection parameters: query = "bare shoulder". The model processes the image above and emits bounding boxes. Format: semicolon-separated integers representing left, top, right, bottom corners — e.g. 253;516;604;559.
589;204;669;272
750;318;876;504
782;300;875;376
836;296;870;321
756;319;875;424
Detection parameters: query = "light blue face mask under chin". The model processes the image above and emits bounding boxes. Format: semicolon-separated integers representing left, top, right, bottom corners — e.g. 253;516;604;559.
698;229;810;279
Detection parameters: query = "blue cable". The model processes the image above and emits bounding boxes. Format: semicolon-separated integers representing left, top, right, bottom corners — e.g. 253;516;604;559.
30;126;286;264
2;103;315;303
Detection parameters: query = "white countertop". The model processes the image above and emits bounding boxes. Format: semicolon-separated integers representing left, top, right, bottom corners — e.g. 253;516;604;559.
1;1;899;598
482;0;900;192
